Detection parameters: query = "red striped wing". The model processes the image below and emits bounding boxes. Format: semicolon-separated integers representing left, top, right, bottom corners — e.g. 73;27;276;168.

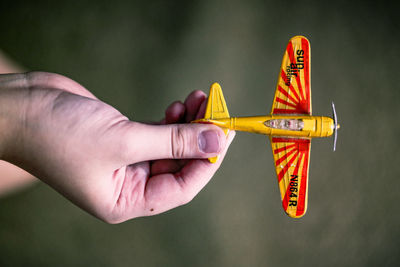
270;137;311;218
271;36;311;115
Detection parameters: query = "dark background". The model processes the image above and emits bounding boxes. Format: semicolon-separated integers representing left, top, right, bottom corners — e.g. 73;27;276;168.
0;0;399;266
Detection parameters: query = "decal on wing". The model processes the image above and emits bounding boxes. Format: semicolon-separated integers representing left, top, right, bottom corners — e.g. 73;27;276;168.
271;36;311;115
270;137;311;218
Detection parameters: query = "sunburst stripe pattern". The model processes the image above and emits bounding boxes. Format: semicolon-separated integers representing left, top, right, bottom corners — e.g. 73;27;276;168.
271;36;311;115
271;137;311;217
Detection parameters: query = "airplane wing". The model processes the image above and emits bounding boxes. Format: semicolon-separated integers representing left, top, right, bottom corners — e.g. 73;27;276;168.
270;137;311;218
204;82;230;163
271;36;311;115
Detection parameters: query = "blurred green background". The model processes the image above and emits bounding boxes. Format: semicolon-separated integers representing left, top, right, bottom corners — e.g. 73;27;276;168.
0;0;399;266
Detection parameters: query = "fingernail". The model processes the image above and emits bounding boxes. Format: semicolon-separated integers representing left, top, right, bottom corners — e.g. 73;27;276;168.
198;130;220;153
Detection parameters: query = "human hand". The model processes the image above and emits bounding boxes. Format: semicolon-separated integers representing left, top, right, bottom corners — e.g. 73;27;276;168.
0;72;234;223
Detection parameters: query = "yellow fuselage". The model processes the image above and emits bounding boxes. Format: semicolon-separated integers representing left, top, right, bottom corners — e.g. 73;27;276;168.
197;115;334;138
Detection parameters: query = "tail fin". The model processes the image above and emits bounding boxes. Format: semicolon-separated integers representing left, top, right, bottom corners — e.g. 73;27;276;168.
205;82;230;120
204;83;230;163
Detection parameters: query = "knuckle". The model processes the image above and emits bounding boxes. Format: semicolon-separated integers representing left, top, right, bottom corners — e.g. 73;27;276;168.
189;89;206;99
94;209;123;224
171;126;187;158
175;179;195;206
180;193;194;206
174;174;195;206
25;71;55;86
101;216;121;224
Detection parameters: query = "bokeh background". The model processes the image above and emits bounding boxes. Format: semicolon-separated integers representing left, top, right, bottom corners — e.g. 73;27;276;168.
0;0;399;266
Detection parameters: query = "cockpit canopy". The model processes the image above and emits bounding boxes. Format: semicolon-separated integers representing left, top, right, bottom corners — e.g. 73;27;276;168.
264;119;304;131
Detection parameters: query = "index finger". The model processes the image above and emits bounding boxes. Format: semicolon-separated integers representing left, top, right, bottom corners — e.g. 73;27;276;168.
184;90;206;122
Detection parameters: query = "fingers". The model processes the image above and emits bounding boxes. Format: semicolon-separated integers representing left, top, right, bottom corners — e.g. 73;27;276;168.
150;159;183;175
184;90;206;122
119;89;210;163
142;131;235;215
160;90;206;125
165;101;185;124
195;98;207;120
175;130;235;199
119;122;227;164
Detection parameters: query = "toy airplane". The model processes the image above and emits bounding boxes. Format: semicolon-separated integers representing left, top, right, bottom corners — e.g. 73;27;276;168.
193;36;340;218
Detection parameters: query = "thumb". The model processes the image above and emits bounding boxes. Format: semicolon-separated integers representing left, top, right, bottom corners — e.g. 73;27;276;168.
120;122;227;163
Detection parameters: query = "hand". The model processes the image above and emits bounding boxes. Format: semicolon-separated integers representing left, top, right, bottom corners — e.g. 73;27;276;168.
0;72;234;223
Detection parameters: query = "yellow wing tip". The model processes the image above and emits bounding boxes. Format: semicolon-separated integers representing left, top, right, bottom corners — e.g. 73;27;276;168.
285;204;308;218
289;35;309;42
286;211;307;219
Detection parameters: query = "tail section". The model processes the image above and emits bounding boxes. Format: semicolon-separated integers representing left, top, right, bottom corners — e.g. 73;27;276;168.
204;82;230;163
204;82;230;120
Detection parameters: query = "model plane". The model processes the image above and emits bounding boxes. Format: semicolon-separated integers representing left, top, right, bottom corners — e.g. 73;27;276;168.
193;36;340;218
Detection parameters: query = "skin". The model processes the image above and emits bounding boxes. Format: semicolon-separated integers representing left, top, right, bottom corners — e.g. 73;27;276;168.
0;71;235;223
0;50;38;196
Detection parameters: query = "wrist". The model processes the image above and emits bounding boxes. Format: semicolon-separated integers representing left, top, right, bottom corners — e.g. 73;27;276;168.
0;73;28;161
